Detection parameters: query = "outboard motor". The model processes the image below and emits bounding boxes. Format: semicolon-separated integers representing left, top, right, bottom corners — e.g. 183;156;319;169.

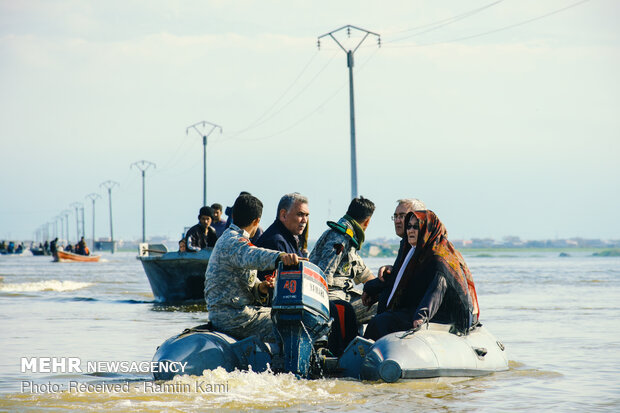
271;261;331;377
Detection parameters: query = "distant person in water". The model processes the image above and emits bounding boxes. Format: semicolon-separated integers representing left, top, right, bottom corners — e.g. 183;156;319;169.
363;210;480;341
210;203;227;238
185;206;218;252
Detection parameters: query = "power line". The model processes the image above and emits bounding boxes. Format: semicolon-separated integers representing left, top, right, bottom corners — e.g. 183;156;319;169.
216;48;380;144
387;0;505;43
228;51;338;139
154;133;196;173
231;50;320;136
385;0;593;49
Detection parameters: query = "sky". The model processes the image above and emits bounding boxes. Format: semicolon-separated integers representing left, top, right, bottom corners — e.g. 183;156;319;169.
1;0;619;244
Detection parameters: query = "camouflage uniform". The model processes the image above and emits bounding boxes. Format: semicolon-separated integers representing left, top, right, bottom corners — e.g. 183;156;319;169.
309;216;377;324
204;224;282;342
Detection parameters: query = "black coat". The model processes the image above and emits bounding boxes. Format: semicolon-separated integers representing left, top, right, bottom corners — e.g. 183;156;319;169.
185;223;217;251
365;241;470;332
255;219;302;280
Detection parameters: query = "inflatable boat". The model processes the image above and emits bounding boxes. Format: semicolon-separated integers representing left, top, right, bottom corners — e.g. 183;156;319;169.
152;261;508;382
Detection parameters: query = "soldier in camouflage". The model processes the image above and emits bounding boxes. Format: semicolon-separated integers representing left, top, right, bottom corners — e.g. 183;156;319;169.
310;196;378;325
204;194;299;342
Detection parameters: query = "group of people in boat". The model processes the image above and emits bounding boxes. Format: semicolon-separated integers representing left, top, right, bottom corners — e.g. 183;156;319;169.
0;240;25;254
34;237;91;256
62;237;91;256
177;196;264;253
185;192;480;353
2;238;91;257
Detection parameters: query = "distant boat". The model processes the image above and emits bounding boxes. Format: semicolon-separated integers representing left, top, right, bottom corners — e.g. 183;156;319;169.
30;248;50;256
53;250;101;262
137;243;210;303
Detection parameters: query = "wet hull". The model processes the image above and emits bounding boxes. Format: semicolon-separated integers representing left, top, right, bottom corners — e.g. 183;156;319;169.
138;249;211;303
359;323;509;382
152;322;508;382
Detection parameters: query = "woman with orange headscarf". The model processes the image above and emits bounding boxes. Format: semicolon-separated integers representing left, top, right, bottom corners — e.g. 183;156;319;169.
364;210;479;341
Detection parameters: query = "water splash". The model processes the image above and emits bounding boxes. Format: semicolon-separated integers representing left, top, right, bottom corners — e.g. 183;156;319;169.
0;280;92;292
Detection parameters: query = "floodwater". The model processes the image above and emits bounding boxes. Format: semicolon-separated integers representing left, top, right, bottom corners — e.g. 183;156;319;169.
0;251;618;411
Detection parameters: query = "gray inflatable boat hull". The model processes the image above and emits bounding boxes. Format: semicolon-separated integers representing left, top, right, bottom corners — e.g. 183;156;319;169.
358;323;508;382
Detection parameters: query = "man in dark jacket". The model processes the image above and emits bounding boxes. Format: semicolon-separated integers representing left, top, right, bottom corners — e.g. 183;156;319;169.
256;193;308;258
185;206;218;252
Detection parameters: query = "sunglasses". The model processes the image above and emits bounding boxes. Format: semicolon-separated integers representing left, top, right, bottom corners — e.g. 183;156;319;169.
405;222;420;230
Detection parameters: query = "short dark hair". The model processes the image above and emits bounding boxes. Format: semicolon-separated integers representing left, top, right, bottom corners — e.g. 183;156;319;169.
233;194;263;227
346;196;375;222
199;206;213;219
210;203;223;212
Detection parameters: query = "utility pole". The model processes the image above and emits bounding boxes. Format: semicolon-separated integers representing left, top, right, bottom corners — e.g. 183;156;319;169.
80;205;85;238
100;180;119;253
62;210;70;245
186;121;222;206
318;25;380;199
86;193;101;251
131;160;156;242
71;202;82;241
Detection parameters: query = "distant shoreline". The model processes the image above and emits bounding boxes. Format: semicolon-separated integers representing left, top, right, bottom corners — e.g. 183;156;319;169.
359;245;620;258
457;247;616;253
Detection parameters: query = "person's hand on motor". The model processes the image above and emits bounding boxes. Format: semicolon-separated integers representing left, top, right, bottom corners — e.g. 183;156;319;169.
279;253;299;266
